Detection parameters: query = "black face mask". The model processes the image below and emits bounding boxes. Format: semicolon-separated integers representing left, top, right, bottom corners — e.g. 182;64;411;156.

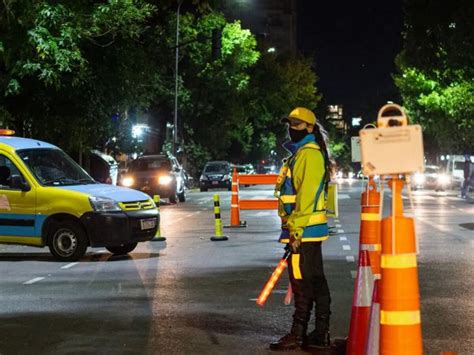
288;128;308;142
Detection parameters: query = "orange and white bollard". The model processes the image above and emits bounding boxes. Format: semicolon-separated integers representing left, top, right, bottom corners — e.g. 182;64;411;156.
365;279;380;355
380;177;422;354
224;168;247;228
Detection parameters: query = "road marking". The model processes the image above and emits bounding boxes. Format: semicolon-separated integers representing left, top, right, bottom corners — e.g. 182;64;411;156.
61;262;78;269
254;211;272;217
338;194;351;200
339;236;347;241
272;289;288;294
350;271;357;279
249;298;258;302
342;245;351;251
335;224;342;228
198;201;207;205
346;256;355;262
337;229;345;233
23;277;45;285
334;219;340;223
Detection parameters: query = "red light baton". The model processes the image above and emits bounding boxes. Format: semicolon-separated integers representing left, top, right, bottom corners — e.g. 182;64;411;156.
256;247;291;307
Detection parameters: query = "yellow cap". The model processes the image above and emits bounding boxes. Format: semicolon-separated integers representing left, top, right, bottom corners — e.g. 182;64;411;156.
282;107;316;125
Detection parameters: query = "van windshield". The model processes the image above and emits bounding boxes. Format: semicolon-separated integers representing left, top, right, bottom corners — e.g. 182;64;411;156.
17;148;96;186
204;164;228;173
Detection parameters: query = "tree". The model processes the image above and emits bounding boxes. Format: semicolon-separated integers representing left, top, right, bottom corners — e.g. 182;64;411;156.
394;0;474;154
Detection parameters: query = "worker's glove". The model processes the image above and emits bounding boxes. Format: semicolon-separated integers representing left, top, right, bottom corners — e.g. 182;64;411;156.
289;232;302;253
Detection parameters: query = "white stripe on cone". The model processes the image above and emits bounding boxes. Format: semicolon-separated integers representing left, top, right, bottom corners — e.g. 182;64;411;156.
355;266;374;307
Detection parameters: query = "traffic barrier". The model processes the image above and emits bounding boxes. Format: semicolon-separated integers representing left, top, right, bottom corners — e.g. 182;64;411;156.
210;194;229;241
365;279;380;355
346;250;374;355
225;171;279;227
151;195;166;241
225;168;247;228
360;176;382;279
380;177;422;354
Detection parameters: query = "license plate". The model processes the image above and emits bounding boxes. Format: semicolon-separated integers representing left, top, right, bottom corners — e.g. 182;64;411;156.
140;218;156;230
212;181;218;185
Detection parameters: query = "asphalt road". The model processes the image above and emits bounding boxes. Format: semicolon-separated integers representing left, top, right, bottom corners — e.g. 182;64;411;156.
0;181;472;354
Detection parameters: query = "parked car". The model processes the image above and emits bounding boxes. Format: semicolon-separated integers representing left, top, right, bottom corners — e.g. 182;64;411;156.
88;150;119;185
199;161;232;192
120;154;186;203
411;165;451;191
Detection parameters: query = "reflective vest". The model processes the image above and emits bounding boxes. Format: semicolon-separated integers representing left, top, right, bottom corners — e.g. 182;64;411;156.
275;142;328;243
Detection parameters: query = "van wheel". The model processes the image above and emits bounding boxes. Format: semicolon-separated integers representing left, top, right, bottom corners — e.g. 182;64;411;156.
169;190;178;203
106;243;137;255
178;189;186;202
49;221;88;261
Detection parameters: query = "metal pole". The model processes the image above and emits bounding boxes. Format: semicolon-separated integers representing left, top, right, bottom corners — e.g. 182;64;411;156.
173;0;183;156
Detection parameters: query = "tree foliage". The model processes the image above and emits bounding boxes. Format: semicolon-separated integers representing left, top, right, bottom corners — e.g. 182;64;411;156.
394;0;473;153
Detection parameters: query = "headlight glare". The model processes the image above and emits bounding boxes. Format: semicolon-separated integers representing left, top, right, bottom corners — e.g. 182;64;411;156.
89;196;121;212
121;177;134;187
437;174;450;185
158;175;173;185
413;173;425;184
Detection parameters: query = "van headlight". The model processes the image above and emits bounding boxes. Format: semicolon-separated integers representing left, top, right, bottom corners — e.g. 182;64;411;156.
413;173;425;185
158;175;173;185
437;174;450;185
89;196;121;212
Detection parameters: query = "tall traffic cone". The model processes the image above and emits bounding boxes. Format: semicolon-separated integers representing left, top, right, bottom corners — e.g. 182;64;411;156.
224;168;246;228
346;250;374;355
360;176;382;280
151;195;166;241
210;194;229;241
380;178;422;354
365;279;380;355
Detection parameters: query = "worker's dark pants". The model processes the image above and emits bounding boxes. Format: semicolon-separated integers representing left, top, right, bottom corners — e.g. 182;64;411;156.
288;242;331;335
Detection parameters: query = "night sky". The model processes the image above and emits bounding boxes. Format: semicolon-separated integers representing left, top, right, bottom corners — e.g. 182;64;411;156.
297;0;403;124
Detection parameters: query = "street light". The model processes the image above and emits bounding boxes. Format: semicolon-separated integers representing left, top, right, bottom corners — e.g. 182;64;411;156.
173;0;184;156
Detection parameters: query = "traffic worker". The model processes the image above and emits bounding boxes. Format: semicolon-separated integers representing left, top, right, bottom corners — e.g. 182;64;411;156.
270;107;333;351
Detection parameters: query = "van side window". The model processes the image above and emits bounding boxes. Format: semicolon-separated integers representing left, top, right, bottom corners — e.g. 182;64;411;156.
0;155;24;190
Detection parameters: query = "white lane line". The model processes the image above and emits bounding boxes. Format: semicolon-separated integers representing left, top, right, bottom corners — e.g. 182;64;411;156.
342;245;351;251
249;298;258;302
198;201;207;205
334;219;340;223
335;224;342;228
23;277;45;285
61;262;78;270
346;256;355;262
338;194;351;200
350;271;357;279
272;290;288;294
337;229;345;233
254;211;272;217
339;236;347;241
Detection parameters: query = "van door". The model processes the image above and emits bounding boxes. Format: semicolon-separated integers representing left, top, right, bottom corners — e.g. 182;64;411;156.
0;153;39;246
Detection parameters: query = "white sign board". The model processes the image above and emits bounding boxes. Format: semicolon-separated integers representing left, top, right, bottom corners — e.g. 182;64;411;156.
351;137;361;162
359;125;425;175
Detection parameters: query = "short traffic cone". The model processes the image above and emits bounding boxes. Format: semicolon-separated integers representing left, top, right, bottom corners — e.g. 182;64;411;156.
360;176;382;280
210;194;229;241
380;177;422;354
365;279;380;355
346;250;374;355
151;195;165;241
224;168;246;228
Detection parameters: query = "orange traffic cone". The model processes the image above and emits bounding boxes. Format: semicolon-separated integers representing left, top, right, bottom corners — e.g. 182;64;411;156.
224;168;246;228
346;250;374;355
360;176;382;279
365;279;380;355
380;177;422;354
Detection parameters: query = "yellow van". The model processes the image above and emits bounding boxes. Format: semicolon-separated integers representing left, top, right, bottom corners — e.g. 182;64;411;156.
0;130;159;261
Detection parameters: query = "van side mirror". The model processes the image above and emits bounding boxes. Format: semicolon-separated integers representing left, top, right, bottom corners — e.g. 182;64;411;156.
10;175;30;192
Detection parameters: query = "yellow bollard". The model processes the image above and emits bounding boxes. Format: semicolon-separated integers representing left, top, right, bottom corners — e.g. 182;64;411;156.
151;195;166;241
211;194;229;241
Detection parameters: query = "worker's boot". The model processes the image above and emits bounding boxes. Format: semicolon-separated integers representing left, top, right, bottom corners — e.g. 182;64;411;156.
306;315;331;349
269;322;306;351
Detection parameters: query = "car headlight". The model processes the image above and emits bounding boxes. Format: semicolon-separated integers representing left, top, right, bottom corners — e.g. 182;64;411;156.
89;196;121;212
158;175;173;185
222;174;230;181
413;173;425;185
437;174;450;185
121;177;134;187
200;175;208;181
